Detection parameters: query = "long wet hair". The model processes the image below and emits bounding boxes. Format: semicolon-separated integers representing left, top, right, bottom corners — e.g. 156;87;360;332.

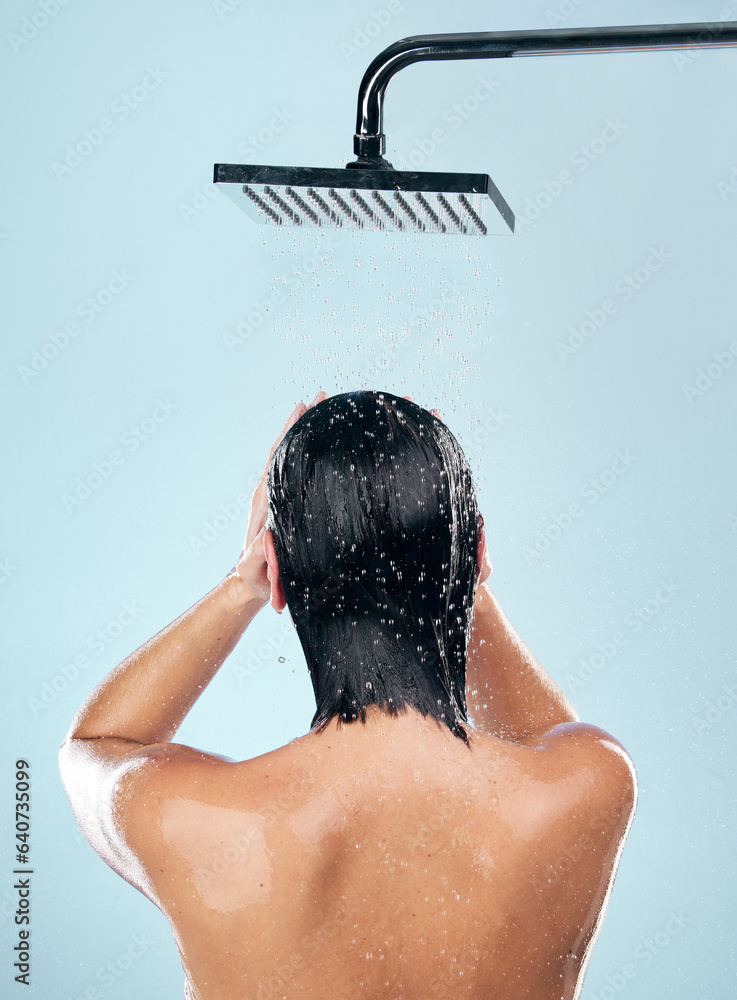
267;391;479;744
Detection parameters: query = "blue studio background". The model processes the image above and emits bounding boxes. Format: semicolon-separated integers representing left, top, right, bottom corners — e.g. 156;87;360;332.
1;0;735;997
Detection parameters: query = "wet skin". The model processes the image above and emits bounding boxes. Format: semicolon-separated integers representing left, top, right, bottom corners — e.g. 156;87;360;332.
97;705;634;1000
60;393;636;999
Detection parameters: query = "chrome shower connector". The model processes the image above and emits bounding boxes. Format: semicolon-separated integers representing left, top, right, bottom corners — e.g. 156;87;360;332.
215;21;737;236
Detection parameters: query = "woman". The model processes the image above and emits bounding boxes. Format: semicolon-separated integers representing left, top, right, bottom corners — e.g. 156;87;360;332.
59;389;636;999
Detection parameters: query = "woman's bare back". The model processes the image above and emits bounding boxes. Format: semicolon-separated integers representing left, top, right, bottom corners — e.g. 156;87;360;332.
120;708;635;1000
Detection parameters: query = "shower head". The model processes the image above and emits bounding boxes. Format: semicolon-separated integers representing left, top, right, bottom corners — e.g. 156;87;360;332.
214;21;737;237
212;162;512;236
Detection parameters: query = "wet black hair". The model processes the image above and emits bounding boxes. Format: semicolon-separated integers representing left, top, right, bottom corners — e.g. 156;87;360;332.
267;390;479;744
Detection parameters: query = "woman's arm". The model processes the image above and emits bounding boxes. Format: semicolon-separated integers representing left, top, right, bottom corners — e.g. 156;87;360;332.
466;576;579;743
64;571;264;744
57;573;264;899
58;396;325;892
60;394;322;751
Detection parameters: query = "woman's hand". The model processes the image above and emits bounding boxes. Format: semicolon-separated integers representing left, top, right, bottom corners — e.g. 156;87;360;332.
235;391;327;603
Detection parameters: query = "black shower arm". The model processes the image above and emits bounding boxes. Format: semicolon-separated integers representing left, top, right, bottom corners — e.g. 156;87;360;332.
350;21;737;161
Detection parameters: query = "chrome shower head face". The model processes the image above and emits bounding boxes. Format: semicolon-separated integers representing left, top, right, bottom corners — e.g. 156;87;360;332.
213;164;514;236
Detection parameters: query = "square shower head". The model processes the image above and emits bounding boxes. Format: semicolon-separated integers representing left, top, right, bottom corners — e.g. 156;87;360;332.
213;164;515;236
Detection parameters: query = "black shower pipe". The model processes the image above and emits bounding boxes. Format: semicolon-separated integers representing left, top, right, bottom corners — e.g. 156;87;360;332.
348;22;737;164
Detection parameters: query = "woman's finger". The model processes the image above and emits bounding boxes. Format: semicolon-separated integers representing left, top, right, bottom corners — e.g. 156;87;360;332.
308;389;327;409
267;390;325;462
247;401;306;534
244;394;324;555
266;400;307;464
